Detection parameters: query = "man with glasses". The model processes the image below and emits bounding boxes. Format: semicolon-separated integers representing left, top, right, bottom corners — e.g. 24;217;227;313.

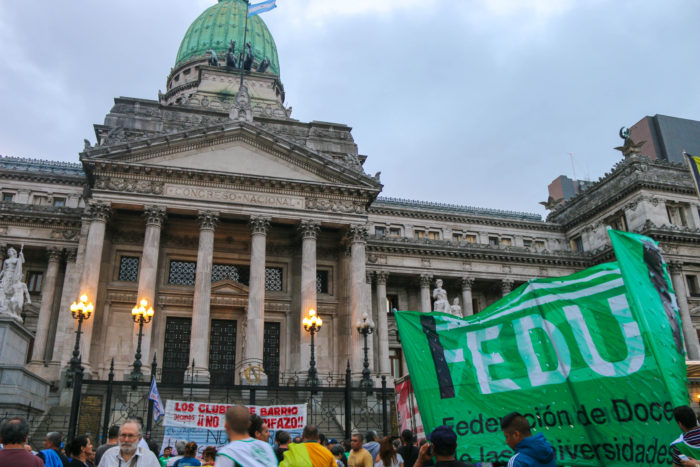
97;419;160;466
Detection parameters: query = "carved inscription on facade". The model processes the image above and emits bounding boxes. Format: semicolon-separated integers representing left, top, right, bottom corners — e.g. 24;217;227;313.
164;185;304;209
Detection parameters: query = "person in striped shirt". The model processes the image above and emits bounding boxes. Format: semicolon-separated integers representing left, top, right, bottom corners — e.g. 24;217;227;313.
671;405;700;467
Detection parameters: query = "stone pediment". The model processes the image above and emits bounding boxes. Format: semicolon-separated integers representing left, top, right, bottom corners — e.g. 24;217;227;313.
82;122;382;191
211;280;249;295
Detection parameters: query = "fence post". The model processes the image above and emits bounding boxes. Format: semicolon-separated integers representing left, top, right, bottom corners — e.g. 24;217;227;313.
146;353;157;440
249;387;256;406
66;362;83;444
381;375;388;436
344;361;352;439
101;358;115;443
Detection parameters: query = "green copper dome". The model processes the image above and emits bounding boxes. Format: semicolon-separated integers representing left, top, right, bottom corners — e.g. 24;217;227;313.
175;0;280;76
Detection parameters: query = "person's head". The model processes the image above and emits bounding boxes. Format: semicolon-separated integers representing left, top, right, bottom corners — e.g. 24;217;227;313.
163;446;172;458
500;412;531;450
392;438;401;451
277;431;291;447
7;248;16;258
225;406;251;436
293;436;302;444
330;445;345;460
184;441;197;457
365;430;378;443
44;431;62;449
248;414;269;442
327;438;339;449
400;430;414;445
118;420;142;455
174;440;187;456
68;435;93;459
674;405;699;432
0;417;29;446
429;426;458;458
379;436;397;466
319;433;327;446
107;425;120;442
436;279;442;287
302;425;320;442
202;446;218;463
351;433;363;452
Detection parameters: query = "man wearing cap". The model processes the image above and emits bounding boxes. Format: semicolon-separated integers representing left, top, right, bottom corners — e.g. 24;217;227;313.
414;426;474;467
500;413;555;467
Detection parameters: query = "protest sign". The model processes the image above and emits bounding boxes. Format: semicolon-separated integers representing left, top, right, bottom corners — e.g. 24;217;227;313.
395;229;688;466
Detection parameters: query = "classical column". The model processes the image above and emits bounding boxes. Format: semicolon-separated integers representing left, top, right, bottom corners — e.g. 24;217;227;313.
244;216;270;374
299;220;319;373
375;271;390;375
76;202;111;369
347;224;368;372
54;249;78;368
365;272;374;370
669;261;700;360
30;247;62;364
501;278;514;297
419;274;432;312
134;206;166;369
189;211;219;378
461;277;474;316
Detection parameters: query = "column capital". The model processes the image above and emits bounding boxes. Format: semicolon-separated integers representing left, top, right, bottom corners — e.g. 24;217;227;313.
299;220;320;239
366;271;373;285
376;271;389;285
419;274;432;288
47;246;62;263
249;216;271;236
86;201;111;222
501;278;514;295
461;276;474;291
346;224;369;244
144;205;167;227
668;260;683;275
65;248;78;263
198;211;220;231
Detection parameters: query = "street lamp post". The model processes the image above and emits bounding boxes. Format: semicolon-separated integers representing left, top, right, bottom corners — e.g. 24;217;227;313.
356;311;375;389
67;294;94;444
302;309;323;387
130;299;154;386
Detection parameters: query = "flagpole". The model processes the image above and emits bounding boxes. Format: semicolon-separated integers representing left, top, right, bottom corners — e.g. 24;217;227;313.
240;0;250;87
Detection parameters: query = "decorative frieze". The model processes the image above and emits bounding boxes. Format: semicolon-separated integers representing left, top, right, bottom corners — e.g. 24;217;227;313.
306;197;366;214
164;185;305;209
95;177;164;195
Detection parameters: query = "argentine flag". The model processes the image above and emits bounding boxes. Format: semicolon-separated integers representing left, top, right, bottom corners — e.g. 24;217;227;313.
148;377;165;423
248;0;277;17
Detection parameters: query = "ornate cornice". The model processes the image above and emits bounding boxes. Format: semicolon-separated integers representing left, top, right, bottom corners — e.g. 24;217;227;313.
144;205;167;227
198;211;220;231
668;260;683;275
249;216;271;236
298;220;320;240
95;177;164;195
0;202;82;228
307;197;367;215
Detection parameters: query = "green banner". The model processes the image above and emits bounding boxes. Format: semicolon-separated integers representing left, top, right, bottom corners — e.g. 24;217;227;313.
395;229;688;466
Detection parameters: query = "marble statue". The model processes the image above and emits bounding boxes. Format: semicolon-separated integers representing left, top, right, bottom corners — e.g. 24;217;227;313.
256;58;270;73
432;279;450;314
207;49;219;67
243;43;253;71
449;297;462;317
0;246;30;321
226;41;237;68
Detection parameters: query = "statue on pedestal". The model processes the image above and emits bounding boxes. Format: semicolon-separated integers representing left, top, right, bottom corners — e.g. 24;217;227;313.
432;279;450;314
450;298;463;318
0;245;30;322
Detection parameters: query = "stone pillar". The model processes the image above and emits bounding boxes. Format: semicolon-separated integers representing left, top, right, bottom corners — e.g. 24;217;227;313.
347;224;368;372
669;261;700;360
76;202;111;369
501;278;514;297
244;216;270;377
365;272;374;370
189;211;219;377
461;277;474;316
30;247;62;365
376;271;390;375
419;274;432;312
299;220;319;373
53;249;78;368
134;206;166;369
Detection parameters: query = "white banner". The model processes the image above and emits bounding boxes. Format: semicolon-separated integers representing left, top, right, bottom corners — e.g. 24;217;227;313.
164;400;307;431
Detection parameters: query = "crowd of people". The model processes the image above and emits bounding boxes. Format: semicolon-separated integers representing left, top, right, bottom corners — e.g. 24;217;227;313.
2;404;700;466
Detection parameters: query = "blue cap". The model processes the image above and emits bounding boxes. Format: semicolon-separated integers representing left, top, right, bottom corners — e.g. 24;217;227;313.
429;425;457;448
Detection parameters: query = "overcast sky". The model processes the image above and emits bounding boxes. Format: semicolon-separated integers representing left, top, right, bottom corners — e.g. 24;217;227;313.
1;0;699;217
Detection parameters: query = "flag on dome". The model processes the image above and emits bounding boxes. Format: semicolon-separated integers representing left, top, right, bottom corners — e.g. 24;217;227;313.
248;0;277;17
683;151;700;199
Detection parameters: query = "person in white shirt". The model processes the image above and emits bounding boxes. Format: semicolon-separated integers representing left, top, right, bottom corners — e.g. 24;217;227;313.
214;406;278;467
97;419;160;467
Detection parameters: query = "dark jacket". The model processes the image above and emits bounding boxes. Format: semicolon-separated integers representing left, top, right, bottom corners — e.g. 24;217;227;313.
510;433;556;467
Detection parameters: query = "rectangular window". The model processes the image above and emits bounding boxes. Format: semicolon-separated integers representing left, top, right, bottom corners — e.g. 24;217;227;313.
389;348;403;378
162;317;191;384
464;234;477;243
523;239;533;248
374;226;386;236
265;267;283;291
316;270;329;294
2;193;14;202
472;298;480;314
535;240;546;251
27;272;43;293
263;322;281;386
33;195;47;205
209;319;237;386
501;238;512;247
168;260;197;285
414;230;425;239
488;236;500;247
606;213;628;231
52;197;66;207
387;294;399;313
571;236;584;253
452;233;463;242
687;275;700;297
212;263;250;284
118;256;139;282
388;227;401;237
427;231;440;240
667;204;688;227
